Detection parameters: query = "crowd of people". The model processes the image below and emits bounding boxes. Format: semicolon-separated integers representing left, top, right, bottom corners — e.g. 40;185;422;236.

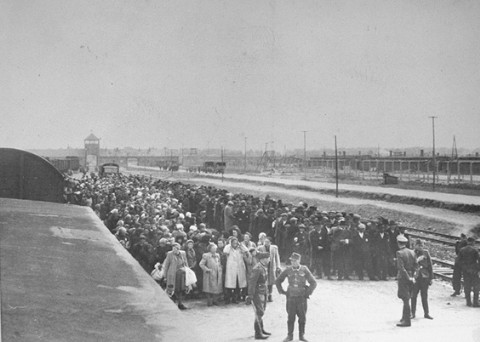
66;171;478;313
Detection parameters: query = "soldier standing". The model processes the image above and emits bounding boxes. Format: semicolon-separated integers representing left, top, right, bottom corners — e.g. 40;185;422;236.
457;237;480;307
395;234;417;327
275;252;317;342
247;252;272;340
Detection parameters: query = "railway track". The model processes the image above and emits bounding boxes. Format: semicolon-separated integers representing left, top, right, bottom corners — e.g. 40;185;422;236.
404;226;480;247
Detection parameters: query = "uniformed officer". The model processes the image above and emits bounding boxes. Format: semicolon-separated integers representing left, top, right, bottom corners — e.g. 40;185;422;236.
275;252;317;342
457;237;480;307
247;252;272;340
395;234;417;327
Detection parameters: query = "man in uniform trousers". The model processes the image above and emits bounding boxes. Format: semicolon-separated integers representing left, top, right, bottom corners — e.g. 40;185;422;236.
395;234;418;327
457;237;480;307
247;252;272;340
275;252;317;342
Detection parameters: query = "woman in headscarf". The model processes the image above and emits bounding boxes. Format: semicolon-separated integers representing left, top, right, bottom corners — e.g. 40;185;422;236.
411;239;433;320
199;243;223;306
163;242;189;310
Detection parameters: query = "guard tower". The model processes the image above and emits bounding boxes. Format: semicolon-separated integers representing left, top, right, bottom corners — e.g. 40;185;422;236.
84;133;100;171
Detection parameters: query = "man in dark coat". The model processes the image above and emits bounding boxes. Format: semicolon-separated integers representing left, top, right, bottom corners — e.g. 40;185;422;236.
331;219;351;280
235;201;251;234
457;237;480;307
351;223;376;280
372;223;391;280
275;252;317;342
396;234;417;327
247;252;272;340
309;222;331;279
131;234;154;272
274;213;289;262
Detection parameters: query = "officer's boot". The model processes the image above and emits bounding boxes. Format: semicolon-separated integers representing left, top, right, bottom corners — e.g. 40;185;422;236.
254;322;268;340
283;321;294;342
260;321;271;336
466;292;472;307
299;323;308;342
473;292;479;307
207;294;213;307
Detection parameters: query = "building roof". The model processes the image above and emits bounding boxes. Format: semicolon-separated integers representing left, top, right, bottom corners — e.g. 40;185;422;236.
84;133;100;141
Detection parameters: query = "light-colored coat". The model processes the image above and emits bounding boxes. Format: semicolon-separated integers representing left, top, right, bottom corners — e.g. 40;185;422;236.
199;252;223;294
223;205;235;231
223;243;248;288
163;250;188;290
258;244;281;285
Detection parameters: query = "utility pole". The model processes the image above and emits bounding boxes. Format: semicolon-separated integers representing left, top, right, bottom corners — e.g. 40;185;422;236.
335;135;339;198
221;146;224;183
244;137;247;172
429;116;437;191
301;131;308;180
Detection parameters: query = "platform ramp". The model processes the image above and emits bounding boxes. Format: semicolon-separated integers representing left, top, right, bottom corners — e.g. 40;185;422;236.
0;198;201;342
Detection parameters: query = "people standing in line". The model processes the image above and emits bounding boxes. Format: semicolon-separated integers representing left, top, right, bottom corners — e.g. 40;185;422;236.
395;234;417;327
199;243;223;306
452;233;468;296
246;252;272;340
258;237;281;302
457;237;480;307
163;242;189;310
275;252;317;342
411;239;433;320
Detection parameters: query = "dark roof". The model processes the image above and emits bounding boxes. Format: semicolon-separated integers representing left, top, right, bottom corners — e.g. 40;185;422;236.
84;133;99;141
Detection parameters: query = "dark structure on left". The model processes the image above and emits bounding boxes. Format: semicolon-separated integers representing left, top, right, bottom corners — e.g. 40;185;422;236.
0;148;65;203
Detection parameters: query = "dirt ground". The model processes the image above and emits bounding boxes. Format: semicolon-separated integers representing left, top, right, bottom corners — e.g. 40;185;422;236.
179;279;479;342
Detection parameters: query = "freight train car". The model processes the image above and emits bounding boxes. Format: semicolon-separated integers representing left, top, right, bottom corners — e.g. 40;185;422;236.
46;156;80;173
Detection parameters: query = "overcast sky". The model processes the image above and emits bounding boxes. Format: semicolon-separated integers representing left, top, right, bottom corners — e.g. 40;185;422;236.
1;0;479;152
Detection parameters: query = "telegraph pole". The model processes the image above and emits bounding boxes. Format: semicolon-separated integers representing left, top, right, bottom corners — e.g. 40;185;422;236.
301;131;308;180
244;137;247;172
429;116;437;191
221;146;224;183
335;135;339;198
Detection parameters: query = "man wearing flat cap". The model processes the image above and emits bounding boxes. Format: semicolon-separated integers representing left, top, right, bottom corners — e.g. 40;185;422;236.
395;234;417;327
275;252;317;342
247;252;272;340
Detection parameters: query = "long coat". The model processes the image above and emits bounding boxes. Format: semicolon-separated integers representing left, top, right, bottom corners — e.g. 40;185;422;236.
258;244;281;285
163;250;188;291
223;205;235;231
223;243;248;288
396;247;417;300
199;252;223;294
